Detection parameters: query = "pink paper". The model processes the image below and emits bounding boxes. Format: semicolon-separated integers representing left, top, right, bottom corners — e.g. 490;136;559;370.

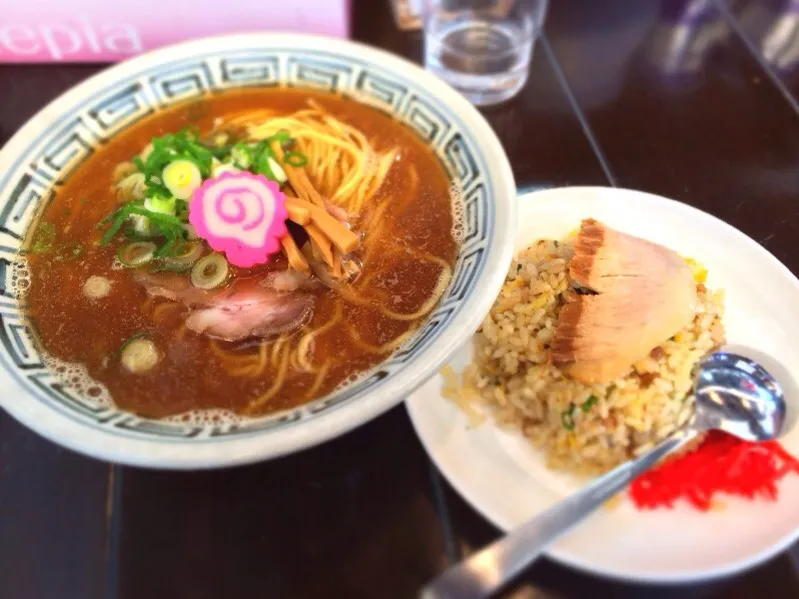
0;0;350;63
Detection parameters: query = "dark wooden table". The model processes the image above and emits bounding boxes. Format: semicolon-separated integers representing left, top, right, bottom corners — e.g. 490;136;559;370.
2;1;799;597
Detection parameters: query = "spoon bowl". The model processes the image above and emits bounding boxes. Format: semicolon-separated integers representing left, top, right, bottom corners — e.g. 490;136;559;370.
693;352;786;442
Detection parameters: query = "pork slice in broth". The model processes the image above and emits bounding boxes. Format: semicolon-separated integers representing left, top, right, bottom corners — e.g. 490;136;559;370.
135;271;315;342
185;287;314;341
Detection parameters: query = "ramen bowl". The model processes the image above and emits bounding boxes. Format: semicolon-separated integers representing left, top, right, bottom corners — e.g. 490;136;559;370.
0;34;515;468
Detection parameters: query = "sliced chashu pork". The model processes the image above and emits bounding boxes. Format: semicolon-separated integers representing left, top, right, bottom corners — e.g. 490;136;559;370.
134;271;314;342
551;219;697;384
185;286;313;341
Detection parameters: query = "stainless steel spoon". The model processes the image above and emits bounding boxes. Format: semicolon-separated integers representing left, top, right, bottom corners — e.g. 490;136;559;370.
420;351;787;599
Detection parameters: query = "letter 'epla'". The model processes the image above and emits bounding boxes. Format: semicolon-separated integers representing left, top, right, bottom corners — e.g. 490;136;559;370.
188;172;287;268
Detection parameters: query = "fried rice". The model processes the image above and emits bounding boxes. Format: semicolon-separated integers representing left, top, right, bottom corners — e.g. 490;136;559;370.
442;237;725;475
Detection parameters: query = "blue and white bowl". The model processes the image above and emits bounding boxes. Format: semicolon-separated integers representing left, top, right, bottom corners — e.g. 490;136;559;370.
0;34;516;468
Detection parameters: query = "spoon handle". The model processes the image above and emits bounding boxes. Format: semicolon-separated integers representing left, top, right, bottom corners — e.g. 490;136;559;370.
421;428;698;599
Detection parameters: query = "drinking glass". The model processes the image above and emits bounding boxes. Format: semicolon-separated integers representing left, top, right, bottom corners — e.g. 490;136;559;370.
423;0;547;106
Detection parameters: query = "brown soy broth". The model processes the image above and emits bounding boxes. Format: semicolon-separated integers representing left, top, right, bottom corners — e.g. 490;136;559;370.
24;88;456;418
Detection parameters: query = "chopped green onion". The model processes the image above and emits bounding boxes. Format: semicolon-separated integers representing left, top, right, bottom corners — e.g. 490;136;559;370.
53;241;84;262
103;126;248;255
267;156;287;183
126;206;182;226
121;337;160;373
183;145;213;171
143;184;173;203
30;221;56;253
269;130;291;144
154;235;185;259
117;241;157;267
162;159;202;200
116;173;147;201
101;217;127;245
100;200;143;245
133;129;215;182
231;143;253;169
581;395;598;412
113;204;184;250
163;240;203;272
144;193;177;216
123;227;155;241
252;143;278;181
191;253;229;289
130;214;157;237
283;151;307;167
561;404;575;430
114;332;148;360
209;143;234;160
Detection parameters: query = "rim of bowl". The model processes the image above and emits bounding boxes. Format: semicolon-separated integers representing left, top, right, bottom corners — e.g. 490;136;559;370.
0;33;517;468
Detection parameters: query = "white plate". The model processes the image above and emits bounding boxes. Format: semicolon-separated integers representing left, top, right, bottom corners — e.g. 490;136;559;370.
406;186;799;583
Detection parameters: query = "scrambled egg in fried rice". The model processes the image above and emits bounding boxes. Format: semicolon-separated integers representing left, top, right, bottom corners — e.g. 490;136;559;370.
443;236;724;475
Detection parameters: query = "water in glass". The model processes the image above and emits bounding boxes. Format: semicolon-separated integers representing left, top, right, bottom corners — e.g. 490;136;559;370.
424;0;547;106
